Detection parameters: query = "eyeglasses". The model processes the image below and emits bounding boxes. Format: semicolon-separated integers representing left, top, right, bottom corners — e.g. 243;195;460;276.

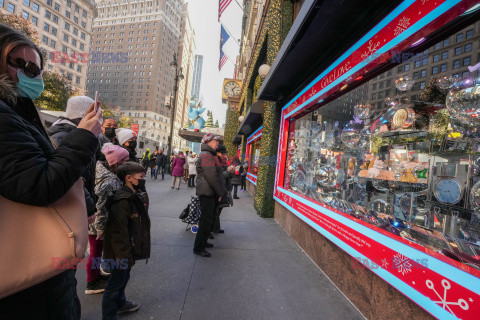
7;57;42;78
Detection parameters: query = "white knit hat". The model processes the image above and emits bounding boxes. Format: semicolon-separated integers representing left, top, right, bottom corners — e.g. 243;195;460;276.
65;96;94;120
116;128;137;146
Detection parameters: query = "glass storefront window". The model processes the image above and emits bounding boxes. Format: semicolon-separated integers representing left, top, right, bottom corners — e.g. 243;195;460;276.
283;21;480;271
249;138;261;175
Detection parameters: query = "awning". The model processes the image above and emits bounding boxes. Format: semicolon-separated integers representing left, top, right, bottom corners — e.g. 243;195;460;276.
178;129;224;143
257;0;403;102
235;100;265;140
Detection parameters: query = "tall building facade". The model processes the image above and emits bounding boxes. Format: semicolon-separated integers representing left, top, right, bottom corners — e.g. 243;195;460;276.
172;2;195;150
86;0;185;153
191;54;203;99
0;0;97;91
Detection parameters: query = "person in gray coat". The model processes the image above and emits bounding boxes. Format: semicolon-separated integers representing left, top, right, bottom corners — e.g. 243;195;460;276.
193;133;225;257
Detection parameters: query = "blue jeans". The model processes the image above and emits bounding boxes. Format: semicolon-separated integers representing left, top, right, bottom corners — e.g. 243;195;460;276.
102;268;131;320
154;166;164;179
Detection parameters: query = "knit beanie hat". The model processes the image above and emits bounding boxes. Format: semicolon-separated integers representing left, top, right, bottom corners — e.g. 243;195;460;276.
102;143;129;166
115;128;137;146
65;96;94;120
201;133;221;144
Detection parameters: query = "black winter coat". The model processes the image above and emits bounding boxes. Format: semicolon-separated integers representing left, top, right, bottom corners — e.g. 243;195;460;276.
230;160;243;185
0;87;98;318
156;153;166;167
196;144;226;197
47;120;96;215
103;186;151;268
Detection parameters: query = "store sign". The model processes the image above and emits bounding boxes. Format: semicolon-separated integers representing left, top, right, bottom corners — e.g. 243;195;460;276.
274;1;480;319
247;172;257;185
131;123;139;135
282;0;478;119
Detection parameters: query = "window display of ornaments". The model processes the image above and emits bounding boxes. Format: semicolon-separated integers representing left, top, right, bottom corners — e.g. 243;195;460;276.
399;193;413;216
384;97;398;107
310;121;322;133
341;126;362;148
367;159;385;178
392;107;415;129
353;104;373;120
314;165;338;187
318;189;339;204
446;83;480;136
395;75;414;91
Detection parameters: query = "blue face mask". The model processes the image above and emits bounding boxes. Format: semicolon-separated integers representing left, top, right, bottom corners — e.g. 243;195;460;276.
16;69;44;100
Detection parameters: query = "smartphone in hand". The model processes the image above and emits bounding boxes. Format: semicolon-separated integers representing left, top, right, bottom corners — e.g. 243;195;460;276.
94;91;99;112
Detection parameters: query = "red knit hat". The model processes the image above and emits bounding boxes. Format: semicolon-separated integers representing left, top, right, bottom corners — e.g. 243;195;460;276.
201;133;221;144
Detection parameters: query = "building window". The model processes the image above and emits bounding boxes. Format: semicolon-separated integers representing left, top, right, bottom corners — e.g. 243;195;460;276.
72;39;77;46
397;65;404;73
63;34;68;41
24;0;29;6
420;81;426;90
404;64;410;71
22;10;29;19
54;3;59;11
81;21;86;29
47;0;52;5
464;56;471;66
453;59;461;68
74;16;78;24
432;66;439;75
65;22;70;30
76;76;80;84
443;38;449;46
422;57;428;66
42;36;48;45
62;45;67;53
50;39;56;48
413;71;420;79
32;2;39;11
81;32;85;40
456;33;463;42
66;0;71;7
433;54;440;62
465;43;472;52
73;27;78;35
79;43;84;51
455;46;462;55
434;42;441;50
74;4;79;13
66;10;70;18
31;15;38;25
7;3;15;13
466;29;473;39
45;10;51;19
442;51;448;59
414;60;421;68
43;23;50;32
82;10;87;18
51;27;57;36
421;69;426;77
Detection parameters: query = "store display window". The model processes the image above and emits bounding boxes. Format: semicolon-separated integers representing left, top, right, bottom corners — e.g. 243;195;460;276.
246;127;262;185
273;2;480;318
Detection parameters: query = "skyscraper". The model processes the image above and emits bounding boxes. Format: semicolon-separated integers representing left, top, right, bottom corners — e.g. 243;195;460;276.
191;54;203;99
86;0;186;152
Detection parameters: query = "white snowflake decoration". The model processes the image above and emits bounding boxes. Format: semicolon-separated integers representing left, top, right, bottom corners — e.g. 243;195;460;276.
360;40;381;61
381;258;389;269
394;16;411;36
426;279;469;317
393;253;412;275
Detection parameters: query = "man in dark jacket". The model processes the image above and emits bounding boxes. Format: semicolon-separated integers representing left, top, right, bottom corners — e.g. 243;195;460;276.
155;148;167;179
193;133;225;257
102;162;151;319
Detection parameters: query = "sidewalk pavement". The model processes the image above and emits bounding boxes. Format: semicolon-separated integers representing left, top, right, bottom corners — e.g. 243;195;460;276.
77;176;366;320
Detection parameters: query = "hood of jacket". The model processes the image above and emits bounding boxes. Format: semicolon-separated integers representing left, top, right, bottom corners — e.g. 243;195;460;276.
47;121;77;137
201;143;217;155
111;185;136;202
95;161;122;196
0;74;18;105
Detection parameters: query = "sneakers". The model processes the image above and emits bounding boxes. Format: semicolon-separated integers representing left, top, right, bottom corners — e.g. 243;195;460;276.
85;279;108;295
118;301;140;314
193;249;211;257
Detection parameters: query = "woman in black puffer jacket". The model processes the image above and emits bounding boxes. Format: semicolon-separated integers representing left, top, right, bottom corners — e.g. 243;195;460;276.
0;24;102;319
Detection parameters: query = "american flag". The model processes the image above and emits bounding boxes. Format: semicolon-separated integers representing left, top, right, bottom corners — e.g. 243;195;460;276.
218;0;233;21
219;24;230;70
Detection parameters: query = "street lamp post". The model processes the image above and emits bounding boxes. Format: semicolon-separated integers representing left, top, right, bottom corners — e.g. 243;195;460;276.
166;53;184;173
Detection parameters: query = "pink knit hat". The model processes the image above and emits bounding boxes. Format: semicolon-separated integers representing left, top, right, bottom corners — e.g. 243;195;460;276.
101;143;129;166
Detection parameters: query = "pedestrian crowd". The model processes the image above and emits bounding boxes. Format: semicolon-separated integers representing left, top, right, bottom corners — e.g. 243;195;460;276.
0;23;249;320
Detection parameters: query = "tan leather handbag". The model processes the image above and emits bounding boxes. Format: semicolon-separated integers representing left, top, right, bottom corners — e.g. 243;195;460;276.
0;179;88;299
